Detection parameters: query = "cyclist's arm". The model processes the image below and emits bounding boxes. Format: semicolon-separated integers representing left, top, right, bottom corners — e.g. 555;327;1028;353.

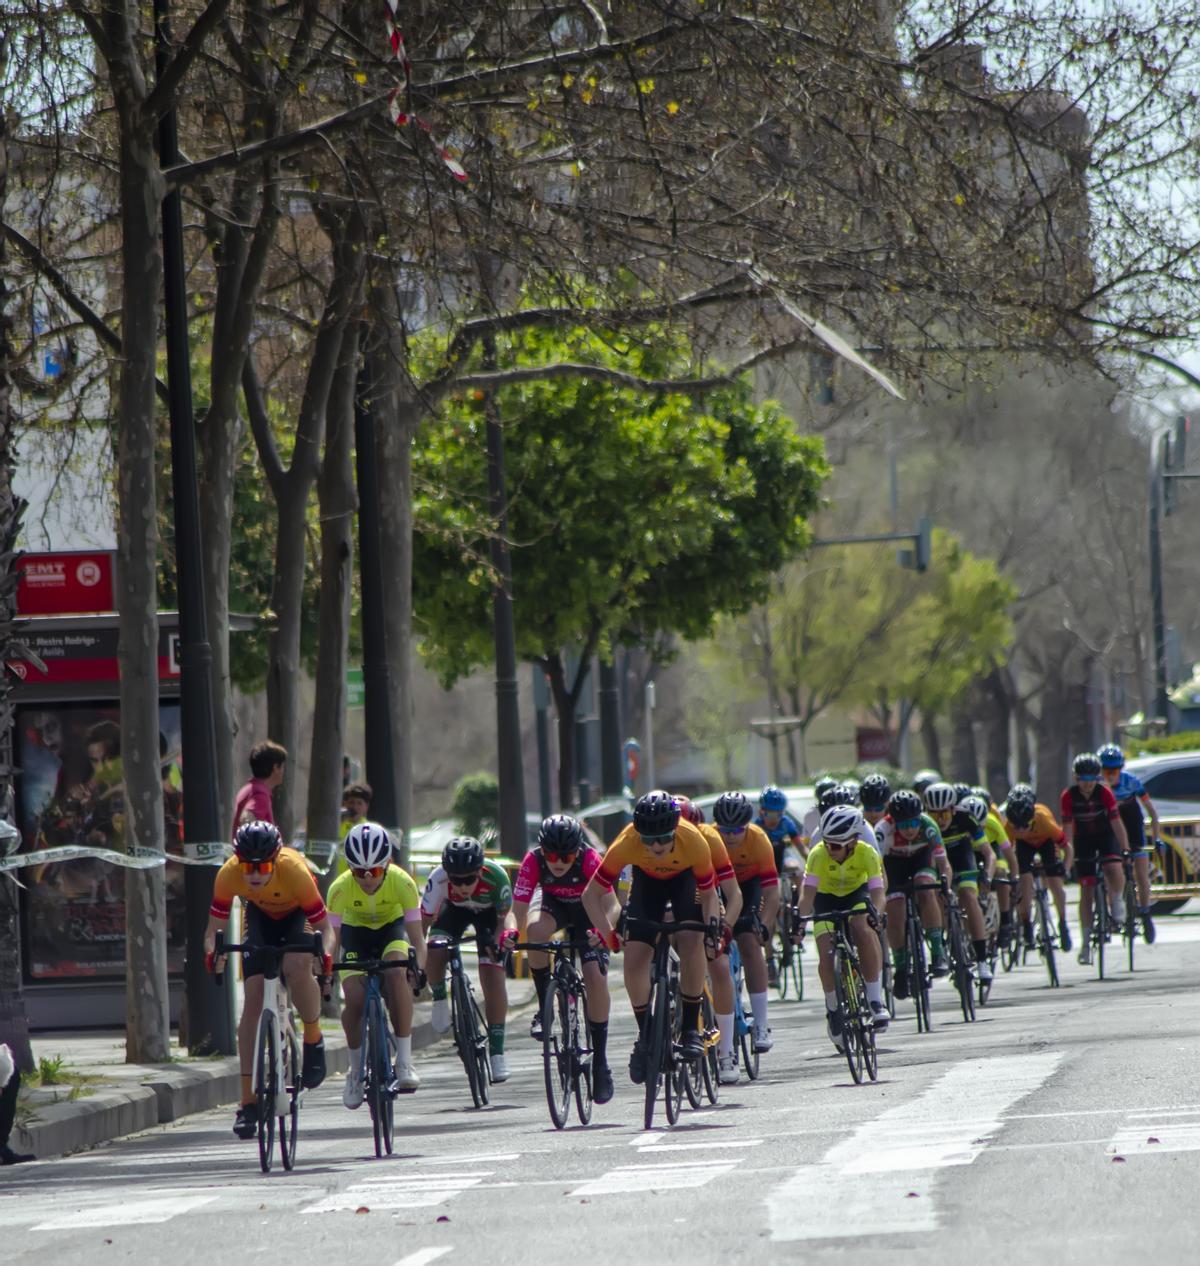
1140;792;1161;839
511;898;532;937
760;876;780;926
404;913;427;970
699;883;720;926
1111;815;1130;854
796;873;817;920
582;872;621;944
203;911;227;958
719;875;743;929
978;839;995;878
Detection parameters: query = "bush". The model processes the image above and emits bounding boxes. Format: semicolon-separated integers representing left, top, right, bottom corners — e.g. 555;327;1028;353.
1127;731;1200;756
451;772;500;840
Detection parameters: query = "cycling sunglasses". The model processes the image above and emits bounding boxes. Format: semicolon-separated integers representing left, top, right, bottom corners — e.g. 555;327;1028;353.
543;849;577;864
641;832;675;845
351;865;387;879
717;825;748;836
895;817;922;831
448;871;481;887
1077;775;1099;783
239;859;275;875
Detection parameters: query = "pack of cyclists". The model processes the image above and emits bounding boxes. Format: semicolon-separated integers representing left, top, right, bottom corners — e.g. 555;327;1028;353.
208;744;1164;1137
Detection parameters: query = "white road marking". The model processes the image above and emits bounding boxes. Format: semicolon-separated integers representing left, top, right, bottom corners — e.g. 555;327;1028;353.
766;1052;1062;1240
33;1193;219;1231
302;1173;491;1212
1108;1118;1200;1156
569;1159;738;1196
394;1249;453;1266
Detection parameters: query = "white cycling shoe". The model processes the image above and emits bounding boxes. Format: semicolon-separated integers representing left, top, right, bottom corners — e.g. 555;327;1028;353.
753;1024;774;1052
342;1067;364;1110
718;1054;740;1085
431;999;451;1034
394;1060;420;1092
490;1052;510;1082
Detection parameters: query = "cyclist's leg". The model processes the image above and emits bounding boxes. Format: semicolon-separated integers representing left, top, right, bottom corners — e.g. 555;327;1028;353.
426;905;468;1031
1102;854;1127;921
622;871;661;1078
668;871;707;1052
526;903;561;1021
1076;845;1098;958
948;841;989;974
811;908;842;1046
472;909;507;1050
238;973;266;1111
733;876;769;1043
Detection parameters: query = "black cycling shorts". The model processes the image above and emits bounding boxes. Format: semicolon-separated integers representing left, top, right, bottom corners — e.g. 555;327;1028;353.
244;905;309;980
884;849;939;898
536;893;608;969
625;869;701;944
1074;836;1123;881
340;918;410;966
429;904;501;961
1015;839;1066;878
944;839;979;888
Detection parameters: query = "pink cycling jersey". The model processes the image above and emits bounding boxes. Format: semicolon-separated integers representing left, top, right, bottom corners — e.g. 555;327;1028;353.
513;845;602;905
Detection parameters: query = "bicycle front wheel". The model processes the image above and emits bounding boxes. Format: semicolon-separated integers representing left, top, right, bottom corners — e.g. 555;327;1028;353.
451;973;485;1109
1036;892;1059;987
542;982;572;1129
1094;888;1107;981
1125;879;1137;973
471;993;492;1106
700;993;719;1106
573;988;593;1125
255;1016;277;1174
279;1027;300;1170
643;976;670;1130
836;956;864;1084
365;997;394;1157
908;914;932;1034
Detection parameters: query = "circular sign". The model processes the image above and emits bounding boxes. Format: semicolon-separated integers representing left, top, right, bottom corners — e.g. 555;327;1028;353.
76;560;102;587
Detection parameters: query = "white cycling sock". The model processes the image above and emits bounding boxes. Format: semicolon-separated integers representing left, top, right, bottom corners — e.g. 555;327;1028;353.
347;1045;361;1071
394;1034;412;1066
1112;894;1126;923
716;1013;734;1057
750;991;769;1029
824;991;838;1012
865;979;884;1006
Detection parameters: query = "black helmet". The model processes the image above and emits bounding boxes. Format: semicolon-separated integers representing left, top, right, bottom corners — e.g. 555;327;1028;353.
953;782;973;803
538;814;584;854
859;774;892;811
912;769;942;795
1073;752;1102;778
888;789;923;821
633;790;680;838
819;784;856;813
1004;796;1035;829
714;791;755;829
971;784;993;808
1098;743;1124;770
1009;782;1035;804
813;776;839;801
442;836;485;876
234;820;282;862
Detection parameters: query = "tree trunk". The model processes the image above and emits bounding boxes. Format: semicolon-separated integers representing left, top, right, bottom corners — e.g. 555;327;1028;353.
0;45;34;1067
110;54;170;1063
920;713;943;773
979;667;1011;800
305;323;358;847
948;689;980;783
546;653;579;809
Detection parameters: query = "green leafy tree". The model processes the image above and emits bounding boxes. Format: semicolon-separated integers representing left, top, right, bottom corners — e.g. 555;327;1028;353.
413;326;828;805
451;772;500;843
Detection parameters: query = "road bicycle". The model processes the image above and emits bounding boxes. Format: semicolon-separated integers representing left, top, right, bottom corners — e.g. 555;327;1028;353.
978;874;1002;1005
214;929;323;1173
697;985;721;1105
513;938;594;1129
800;909;878;1085
994;874;1022;973
1091;860;1115;981
1028;858;1060;987
898;879;938;1034
626;917;716;1130
427;934;492;1108
1118;853;1139;972
728;937;760;1081
769;875;804;1001
331;950;419;1157
941;881;977;1023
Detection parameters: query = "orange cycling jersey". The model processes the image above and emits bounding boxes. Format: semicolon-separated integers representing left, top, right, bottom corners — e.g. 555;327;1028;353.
595;820;716;892
1004;804;1065;848
210;846;328;923
698;824;737;886
722;822;779;888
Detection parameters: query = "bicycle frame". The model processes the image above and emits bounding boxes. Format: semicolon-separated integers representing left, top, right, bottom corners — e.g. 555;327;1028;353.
427;934;492;1107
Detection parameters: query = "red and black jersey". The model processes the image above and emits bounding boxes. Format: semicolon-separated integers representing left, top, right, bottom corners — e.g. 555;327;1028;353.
1060;783;1119;841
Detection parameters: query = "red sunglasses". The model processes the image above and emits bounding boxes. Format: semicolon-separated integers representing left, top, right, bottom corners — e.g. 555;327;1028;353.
351;865;386;879
543;849;577;864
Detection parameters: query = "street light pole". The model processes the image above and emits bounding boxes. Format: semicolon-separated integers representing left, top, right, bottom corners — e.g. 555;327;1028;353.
1149;431;1171;729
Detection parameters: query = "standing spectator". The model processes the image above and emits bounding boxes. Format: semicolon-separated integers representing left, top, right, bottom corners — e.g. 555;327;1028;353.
232;742;287;836
335;783;373;876
0;1043;34;1164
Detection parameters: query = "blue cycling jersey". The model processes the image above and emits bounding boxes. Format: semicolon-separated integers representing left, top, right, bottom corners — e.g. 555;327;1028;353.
755;812;801;845
1109;771;1146;804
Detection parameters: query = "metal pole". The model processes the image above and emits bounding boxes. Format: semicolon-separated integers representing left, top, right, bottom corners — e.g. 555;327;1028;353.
154;0;232;1054
482;334;528;855
1149;433;1170;729
598;658;623;842
644;680;656;789
887;412;899;533
533;665;552;818
354;341;398;832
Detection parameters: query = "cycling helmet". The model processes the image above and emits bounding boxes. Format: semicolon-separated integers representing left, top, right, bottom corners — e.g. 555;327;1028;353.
1004;796;1035;829
887;789;923;821
633;790;680;838
820;805;864;845
1073;752;1102;778
923;782;958;813
676;797;705;826
959;795;989;828
344;821;391;869
912;768;942;795
953;782;973;803
714;791;755;830
759;784;788;812
442;835;485;876
813;776;839;801
840;778;861;804
234;820;283;862
971;784;994;808
538;814;584;853
1009;782;1035;804
819;784;857;813
1098;743;1125;769
859;774;892;811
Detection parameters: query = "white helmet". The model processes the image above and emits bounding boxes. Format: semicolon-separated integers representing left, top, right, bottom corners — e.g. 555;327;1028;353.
922;782;958;813
344;821;392;870
820;806;864;845
959;795;989;828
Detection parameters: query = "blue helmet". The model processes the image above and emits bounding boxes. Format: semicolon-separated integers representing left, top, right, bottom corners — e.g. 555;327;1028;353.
1098;743;1124;770
760;784;788;812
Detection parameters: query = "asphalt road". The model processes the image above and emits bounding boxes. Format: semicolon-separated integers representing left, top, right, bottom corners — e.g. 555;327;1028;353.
4;915;1200;1264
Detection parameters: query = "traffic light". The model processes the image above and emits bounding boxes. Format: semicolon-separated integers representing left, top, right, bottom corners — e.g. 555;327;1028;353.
915;517;932;572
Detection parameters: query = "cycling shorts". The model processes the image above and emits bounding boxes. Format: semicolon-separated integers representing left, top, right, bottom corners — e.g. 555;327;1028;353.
1015;839;1066;879
884;849;939;899
534;893;608;969
733;875;763;937
812;884;871;938
1074;836;1123;883
338;918;410;979
945;839;979;890
429;904;502;963
1118;803;1148;854
625;870;701;944
244;905;309;980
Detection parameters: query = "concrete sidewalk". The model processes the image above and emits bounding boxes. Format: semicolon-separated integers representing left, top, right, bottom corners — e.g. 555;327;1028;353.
14;981;536;1162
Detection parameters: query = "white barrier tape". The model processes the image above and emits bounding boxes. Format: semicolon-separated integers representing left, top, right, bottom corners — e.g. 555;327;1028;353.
0;840;345;875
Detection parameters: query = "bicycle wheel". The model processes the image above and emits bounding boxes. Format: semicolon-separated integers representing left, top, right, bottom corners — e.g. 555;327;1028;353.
366;997;394;1157
837;955;863;1084
738;1012;760;1081
907;913;932;1034
1036;892;1059;987
700;993;719;1106
542;981;572;1129
852;962;878;1082
949;910;976;1023
880;928;894;1016
1094;882;1107;981
643;975;669;1130
789;936;804;1000
451;973;485;1109
573;988;594;1125
1124;878;1137;973
470;993;492;1106
279;1027;300;1170
255;1016;277;1174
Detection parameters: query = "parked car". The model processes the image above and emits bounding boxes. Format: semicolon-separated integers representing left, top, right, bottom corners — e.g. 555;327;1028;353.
1123;751;1200;820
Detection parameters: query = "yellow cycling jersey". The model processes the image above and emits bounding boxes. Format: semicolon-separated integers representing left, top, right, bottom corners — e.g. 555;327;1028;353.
978;811;1007;853
802;840;883;898
327;865;421;930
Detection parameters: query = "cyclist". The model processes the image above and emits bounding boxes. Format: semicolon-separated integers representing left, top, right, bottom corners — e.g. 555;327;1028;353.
877;788;950;995
912;769;943;798
421;837;516;1082
205;821;332;1139
683;798;745;1084
328;822;426;1103
756;784;806;872
810;783;880;851
1099;743;1161;943
859;774;892;830
796;805;889;1045
1062;753;1130;965
713;791;778;1054
801;776;840;847
511;814;614;1104
582;790;720;1086
972;785;1018;948
923;782;995;985
1002;784;1074;951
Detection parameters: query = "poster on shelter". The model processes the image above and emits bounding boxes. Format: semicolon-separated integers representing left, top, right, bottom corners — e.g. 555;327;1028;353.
16;702;185;980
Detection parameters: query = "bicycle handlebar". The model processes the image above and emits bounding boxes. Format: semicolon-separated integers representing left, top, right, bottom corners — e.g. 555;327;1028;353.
512;940;596;954
211;929;324;985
